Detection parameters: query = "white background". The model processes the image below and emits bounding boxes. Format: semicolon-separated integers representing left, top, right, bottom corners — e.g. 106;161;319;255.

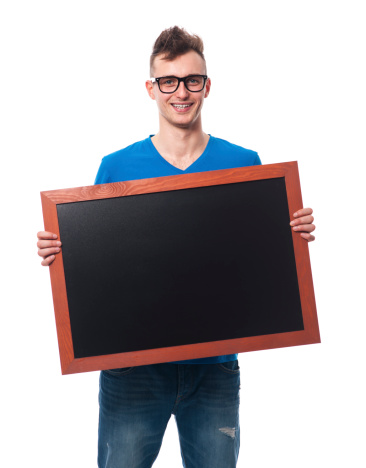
1;1;365;466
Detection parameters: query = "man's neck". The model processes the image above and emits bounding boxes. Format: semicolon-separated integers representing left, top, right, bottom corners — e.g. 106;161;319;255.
151;125;209;171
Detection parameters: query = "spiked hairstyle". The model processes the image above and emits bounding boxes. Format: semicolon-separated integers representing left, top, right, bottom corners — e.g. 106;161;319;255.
150;26;206;76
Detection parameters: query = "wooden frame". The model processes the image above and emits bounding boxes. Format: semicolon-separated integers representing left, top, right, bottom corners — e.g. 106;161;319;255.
41;162;320;375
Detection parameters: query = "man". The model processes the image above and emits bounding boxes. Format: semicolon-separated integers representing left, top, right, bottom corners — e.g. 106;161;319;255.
37;26;315;468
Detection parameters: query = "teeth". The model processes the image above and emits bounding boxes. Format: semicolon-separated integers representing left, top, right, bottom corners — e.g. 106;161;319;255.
172;104;191;108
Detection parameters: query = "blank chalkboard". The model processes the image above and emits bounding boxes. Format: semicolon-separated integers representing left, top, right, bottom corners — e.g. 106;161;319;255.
41;162;320;374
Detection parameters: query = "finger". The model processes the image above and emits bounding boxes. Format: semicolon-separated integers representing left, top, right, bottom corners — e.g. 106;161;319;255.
37;239;62;249
290;215;314;227
41;255;56;266
37;231;58;240
293;208;313;218
37;247;61;258
292;223;316;233
300;232;315;242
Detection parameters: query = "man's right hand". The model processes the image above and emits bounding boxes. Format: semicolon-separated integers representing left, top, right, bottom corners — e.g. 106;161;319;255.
37;231;62;266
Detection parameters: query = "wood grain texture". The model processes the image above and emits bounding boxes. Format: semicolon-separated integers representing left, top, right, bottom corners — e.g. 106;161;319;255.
41;162;320;375
41;162;294;204
41;193;74;373
284;164;320;344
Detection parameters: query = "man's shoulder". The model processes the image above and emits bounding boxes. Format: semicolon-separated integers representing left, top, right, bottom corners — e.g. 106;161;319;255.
102;137;150;164
209;136;261;166
210;136;257;155
95;136;158;184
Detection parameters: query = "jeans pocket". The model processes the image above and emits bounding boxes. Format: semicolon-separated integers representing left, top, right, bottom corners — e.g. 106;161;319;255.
216;360;240;374
104;367;135;376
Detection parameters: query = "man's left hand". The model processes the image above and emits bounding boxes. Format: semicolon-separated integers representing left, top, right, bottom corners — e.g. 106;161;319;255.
290;208;316;242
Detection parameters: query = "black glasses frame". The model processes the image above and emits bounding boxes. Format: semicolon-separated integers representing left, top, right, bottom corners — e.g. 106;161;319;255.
150;75;208;94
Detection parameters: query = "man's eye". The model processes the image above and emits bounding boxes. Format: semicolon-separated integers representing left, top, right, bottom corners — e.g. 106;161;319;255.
161;79;176;86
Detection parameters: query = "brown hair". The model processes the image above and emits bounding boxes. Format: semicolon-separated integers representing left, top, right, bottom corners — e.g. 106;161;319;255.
150;26;206;76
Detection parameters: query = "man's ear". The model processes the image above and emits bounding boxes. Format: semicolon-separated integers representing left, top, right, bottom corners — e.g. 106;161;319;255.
146;80;156;100
204;77;211;98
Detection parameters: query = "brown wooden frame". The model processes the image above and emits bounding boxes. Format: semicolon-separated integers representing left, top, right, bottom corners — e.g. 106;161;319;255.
41;161;320;375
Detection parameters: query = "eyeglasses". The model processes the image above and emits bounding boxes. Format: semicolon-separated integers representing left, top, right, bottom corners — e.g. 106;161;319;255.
150;75;208;93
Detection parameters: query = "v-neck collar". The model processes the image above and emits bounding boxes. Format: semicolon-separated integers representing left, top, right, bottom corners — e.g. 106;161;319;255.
148;134;212;173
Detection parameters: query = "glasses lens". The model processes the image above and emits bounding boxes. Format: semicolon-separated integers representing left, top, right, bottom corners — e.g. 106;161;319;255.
159;77;179;93
185;75;205;92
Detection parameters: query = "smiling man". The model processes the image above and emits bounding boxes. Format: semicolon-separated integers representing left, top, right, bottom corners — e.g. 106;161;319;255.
146;50;211;171
37;26;315;468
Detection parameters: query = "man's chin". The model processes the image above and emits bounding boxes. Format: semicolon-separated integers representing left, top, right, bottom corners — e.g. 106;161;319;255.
169;115;199;130
174;121;194;129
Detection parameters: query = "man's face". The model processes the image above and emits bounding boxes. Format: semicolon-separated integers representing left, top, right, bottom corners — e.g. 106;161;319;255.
146;50;211;130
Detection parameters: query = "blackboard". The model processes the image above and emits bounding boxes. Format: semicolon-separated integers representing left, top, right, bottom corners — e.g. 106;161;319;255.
41;162;320;374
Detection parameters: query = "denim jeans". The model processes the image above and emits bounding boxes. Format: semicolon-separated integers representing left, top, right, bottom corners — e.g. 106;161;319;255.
98;361;240;468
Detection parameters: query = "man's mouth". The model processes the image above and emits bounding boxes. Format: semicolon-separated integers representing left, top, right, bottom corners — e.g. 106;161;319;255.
171;103;193;110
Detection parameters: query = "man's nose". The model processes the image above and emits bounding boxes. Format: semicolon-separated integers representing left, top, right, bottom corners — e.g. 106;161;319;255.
175;80;190;98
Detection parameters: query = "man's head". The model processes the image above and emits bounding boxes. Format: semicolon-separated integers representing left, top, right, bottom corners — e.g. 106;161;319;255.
149;26;206;77
146;27;210;131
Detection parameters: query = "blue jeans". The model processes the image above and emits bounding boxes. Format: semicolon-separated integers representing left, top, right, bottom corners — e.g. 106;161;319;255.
98;361;240;468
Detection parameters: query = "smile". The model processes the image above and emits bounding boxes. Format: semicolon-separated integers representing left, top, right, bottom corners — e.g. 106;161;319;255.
171;103;193;110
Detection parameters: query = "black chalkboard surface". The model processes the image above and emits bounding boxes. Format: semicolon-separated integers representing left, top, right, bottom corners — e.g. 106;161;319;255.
41;162;320;374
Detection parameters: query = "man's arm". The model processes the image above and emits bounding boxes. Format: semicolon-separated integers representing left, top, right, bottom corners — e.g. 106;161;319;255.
290;207;316;242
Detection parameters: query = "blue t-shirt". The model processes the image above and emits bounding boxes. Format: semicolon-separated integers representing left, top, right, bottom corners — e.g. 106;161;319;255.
95;135;261;364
